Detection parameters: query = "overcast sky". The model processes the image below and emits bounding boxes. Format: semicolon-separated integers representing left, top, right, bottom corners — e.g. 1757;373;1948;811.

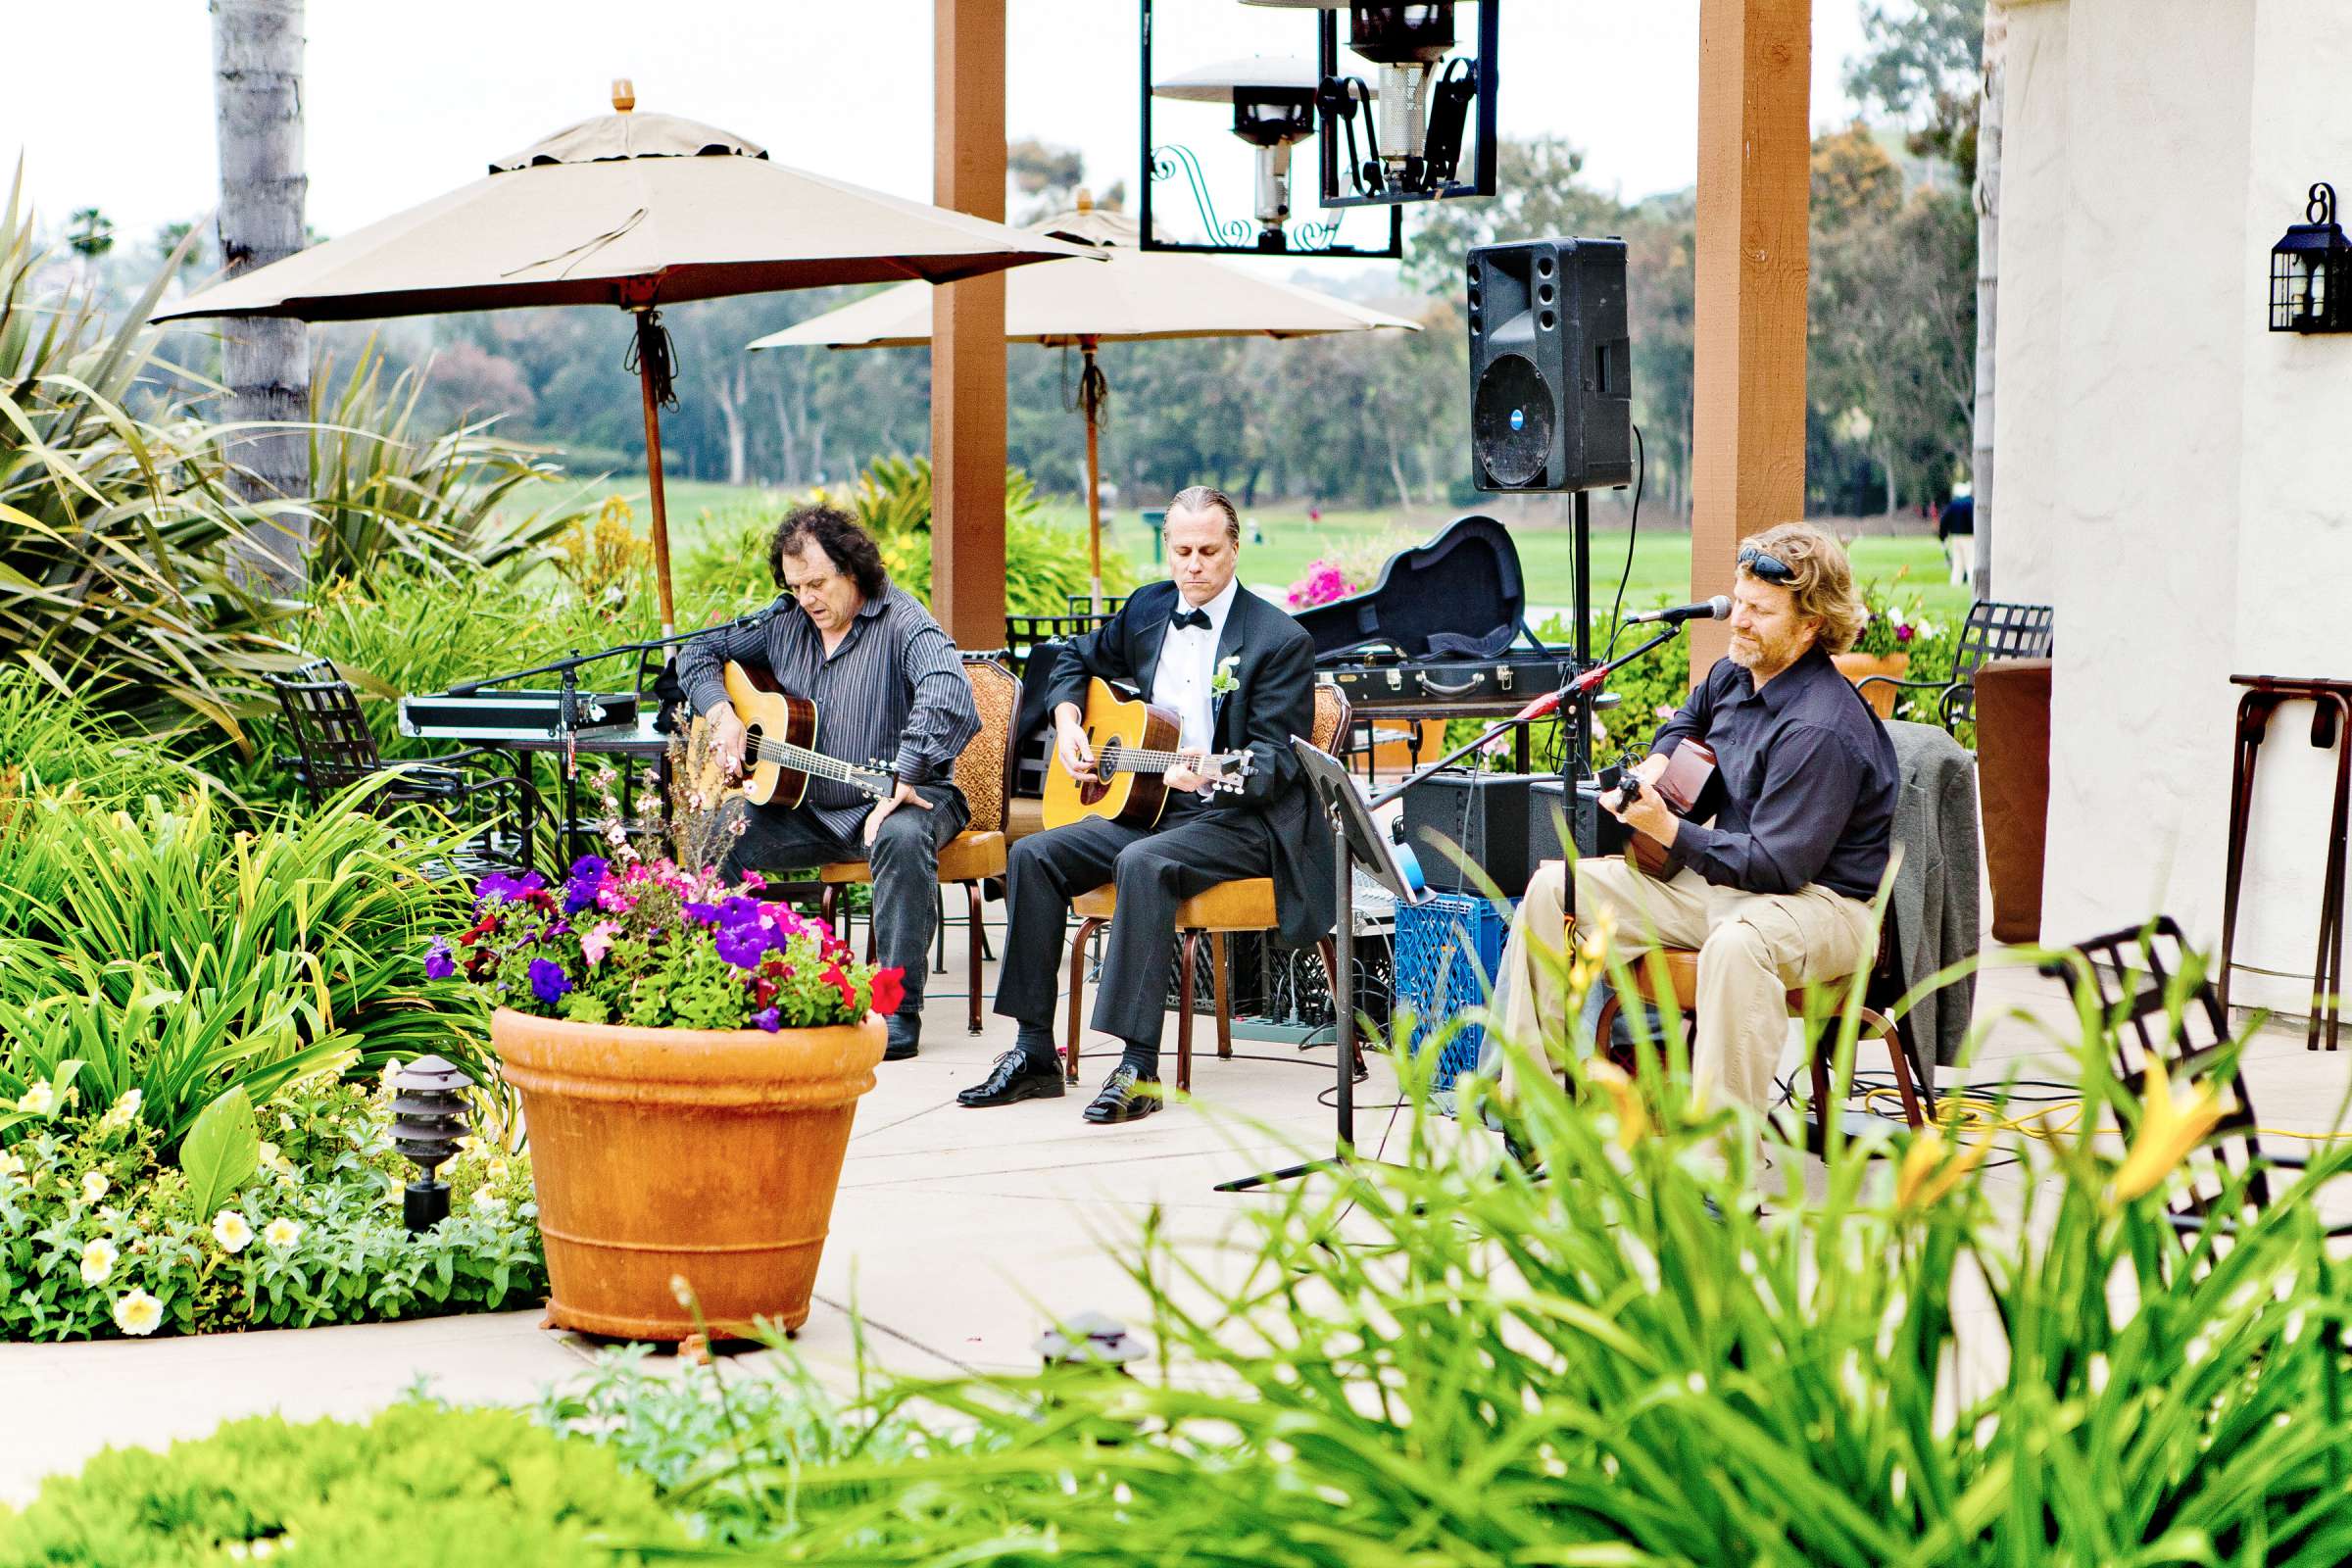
8;2;1872;265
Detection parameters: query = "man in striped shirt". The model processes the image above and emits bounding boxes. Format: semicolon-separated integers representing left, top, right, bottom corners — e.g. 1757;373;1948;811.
675;504;980;1061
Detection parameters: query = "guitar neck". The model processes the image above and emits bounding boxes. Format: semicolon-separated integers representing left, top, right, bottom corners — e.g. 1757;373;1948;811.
752;739;893;797
1103;748;1246;777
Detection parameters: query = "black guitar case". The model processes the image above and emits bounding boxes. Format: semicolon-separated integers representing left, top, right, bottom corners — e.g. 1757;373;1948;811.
1290;514;1530;663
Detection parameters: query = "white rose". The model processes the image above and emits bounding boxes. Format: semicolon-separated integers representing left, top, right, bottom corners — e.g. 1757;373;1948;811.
80;1238;118;1286
212;1209;254;1254
112;1287;163;1337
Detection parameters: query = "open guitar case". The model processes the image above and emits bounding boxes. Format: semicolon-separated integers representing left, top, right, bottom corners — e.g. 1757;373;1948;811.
1290;514;1547;664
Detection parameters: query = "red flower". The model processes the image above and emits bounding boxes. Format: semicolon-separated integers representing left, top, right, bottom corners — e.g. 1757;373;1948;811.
751;976;779;1006
822;964;856;1009
869;966;906;1017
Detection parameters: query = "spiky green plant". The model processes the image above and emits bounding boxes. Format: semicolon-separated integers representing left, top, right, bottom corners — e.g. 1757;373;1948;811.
305;343;599;588
0;165;286;736
574;922;2352;1566
0;780;491;1149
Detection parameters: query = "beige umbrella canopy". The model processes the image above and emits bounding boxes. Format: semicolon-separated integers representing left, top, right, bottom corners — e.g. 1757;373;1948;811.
750;198;1419;607
157;85;1100;632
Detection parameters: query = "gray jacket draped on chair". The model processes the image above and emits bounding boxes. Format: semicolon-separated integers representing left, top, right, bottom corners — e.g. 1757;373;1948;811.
1886;720;1981;1066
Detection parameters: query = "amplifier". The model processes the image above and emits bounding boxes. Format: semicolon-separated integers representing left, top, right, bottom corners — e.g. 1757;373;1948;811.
1398;770;1535;897
1528;772;1632;866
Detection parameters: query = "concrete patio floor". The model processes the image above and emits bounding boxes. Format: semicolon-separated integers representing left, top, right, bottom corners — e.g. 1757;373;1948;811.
5;927;2350;1506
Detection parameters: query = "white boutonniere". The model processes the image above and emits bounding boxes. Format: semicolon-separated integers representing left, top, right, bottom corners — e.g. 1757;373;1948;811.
1210;655;1242;699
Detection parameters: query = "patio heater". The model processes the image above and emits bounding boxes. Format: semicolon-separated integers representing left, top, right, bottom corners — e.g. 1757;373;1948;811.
1138;0;1495;256
391;1055;473;1233
1149;56;1329;251
2270;182;2352;333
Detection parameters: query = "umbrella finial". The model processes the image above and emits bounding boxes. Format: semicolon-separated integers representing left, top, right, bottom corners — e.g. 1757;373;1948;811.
612;77;636;113
1075;187;1094;213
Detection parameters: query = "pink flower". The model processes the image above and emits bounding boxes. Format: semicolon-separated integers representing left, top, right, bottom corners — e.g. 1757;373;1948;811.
580;920;621;968
595;886;638;913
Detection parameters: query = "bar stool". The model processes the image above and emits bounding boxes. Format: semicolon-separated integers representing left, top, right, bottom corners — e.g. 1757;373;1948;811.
2221;675;2352;1051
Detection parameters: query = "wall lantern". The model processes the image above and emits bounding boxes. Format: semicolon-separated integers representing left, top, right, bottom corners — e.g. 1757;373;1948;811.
1139;0;1494;257
391;1054;473;1233
2270;182;2352;334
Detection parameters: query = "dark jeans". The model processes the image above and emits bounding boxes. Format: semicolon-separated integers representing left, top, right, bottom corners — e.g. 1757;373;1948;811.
719;783;968;1014
993;797;1272;1057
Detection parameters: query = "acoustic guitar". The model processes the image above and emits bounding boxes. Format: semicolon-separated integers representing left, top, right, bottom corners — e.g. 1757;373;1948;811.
1042;676;1255;830
1615;738;1722;880
721;661;898;808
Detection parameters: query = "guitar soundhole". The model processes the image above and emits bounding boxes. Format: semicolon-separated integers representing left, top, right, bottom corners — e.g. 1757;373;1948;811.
1079;740;1122;807
740;723;763;766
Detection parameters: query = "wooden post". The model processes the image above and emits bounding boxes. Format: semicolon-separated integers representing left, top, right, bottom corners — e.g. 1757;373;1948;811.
931;0;1008;648
1689;0;1811;678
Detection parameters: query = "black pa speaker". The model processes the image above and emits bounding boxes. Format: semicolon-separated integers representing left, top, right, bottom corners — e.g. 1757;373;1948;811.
1399;770;1536;898
1467;238;1634;492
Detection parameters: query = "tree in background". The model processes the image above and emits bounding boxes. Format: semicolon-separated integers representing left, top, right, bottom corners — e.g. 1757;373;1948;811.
1845;0;1986;183
210;0;312;590
66;208;115;261
1846;0;1992;586
1808;126;1977;514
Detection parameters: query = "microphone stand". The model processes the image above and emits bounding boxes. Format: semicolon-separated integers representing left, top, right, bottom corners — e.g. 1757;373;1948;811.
1213;622;1697;1199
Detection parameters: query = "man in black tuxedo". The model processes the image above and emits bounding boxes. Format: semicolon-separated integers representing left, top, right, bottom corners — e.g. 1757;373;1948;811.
959;486;1336;1124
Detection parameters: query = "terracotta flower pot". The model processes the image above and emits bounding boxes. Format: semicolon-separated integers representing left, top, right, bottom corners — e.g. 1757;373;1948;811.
490;1006;884;1341
1833;650;1911;719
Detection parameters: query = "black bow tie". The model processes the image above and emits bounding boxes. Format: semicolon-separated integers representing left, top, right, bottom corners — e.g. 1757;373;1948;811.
1170;608;1212;632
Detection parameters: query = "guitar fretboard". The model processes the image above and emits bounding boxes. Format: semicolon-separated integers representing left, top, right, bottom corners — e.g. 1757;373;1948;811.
751;738;891;795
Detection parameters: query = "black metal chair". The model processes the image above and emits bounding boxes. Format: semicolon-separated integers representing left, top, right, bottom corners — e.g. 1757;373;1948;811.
268;660;540;876
2042;917;2352;1241
1858;599;2054;730
1004;612;1117;674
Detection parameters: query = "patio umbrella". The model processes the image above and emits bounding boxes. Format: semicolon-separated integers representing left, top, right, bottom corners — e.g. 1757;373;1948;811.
748;197;1419;609
156;84;1101;634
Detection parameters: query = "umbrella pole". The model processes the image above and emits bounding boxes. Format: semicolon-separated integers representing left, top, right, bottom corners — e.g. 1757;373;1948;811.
634;310;678;640
1082;336;1102;614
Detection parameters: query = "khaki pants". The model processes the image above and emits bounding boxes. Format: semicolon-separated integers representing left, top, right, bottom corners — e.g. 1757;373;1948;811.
1492;858;1876;1117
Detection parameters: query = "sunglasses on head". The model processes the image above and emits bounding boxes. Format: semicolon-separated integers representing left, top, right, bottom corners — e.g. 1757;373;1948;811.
1738;546;1796;584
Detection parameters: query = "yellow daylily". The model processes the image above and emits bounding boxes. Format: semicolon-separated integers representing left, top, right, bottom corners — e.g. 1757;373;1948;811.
1893;1127;1989;1210
1587;1060;1648;1151
2111;1053;2229;1203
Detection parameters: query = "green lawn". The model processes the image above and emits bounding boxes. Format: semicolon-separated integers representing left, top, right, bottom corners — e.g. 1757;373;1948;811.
582;475;1968;626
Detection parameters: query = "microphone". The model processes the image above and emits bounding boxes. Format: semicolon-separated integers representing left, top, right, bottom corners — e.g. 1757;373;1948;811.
1626;595;1733;626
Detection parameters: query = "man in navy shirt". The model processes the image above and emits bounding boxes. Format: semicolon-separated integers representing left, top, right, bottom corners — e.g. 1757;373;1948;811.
1490;521;1898;1146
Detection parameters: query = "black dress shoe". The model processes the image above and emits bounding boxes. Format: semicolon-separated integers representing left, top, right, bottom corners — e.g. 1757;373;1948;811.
884;1019;920;1061
957;1051;1065;1107
1081;1064;1162;1125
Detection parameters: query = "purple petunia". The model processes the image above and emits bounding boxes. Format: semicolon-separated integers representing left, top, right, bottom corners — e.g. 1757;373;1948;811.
528;956;571;1004
424;937;457;980
682;901;724;925
1895;622;1915;644
713;921;776;969
563;856;610;915
475;869;547;909
752;1005;783;1033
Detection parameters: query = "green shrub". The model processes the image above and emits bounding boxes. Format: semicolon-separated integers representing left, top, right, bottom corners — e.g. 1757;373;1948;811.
0;1066;543;1342
0;668;178;808
0;1403;677;1565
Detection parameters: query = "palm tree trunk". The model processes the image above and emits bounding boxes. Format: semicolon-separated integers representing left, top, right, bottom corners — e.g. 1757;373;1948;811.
1970;5;2007;601
212;0;311;591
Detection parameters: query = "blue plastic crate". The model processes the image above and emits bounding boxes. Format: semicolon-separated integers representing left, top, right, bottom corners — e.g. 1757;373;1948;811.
1393;891;1516;1090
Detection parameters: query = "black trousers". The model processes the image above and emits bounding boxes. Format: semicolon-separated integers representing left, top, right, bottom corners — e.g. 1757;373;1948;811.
718;783;968;1011
993;798;1272;1056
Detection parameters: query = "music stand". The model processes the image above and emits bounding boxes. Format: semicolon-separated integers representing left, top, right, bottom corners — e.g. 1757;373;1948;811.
1216;737;1430;1195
